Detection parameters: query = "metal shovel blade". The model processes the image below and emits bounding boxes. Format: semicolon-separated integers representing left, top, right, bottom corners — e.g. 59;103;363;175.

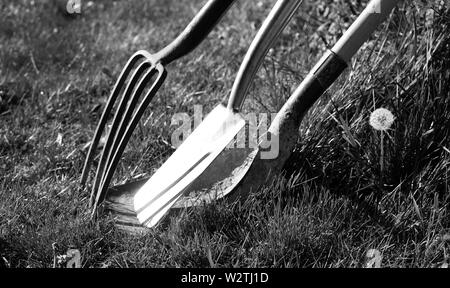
100;147;255;229
98;148;254;231
133;104;245;227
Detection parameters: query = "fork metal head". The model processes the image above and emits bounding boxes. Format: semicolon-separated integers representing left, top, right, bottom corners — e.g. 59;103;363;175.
80;50;166;215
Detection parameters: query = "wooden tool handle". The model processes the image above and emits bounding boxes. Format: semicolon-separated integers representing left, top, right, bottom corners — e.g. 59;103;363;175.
154;0;236;65
269;0;400;165
332;0;400;62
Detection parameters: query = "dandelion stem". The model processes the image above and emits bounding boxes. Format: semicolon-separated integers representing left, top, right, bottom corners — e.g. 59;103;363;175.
380;131;384;176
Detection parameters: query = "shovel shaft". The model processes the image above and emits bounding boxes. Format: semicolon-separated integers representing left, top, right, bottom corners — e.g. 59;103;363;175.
227;0;303;111
154;0;236;65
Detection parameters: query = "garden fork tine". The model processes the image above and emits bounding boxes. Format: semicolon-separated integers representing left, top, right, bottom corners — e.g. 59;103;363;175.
92;61;165;208
80;51;147;189
80;0;237;206
90;53;164;208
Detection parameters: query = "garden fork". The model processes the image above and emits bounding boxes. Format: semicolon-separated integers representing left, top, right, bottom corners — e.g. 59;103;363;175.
80;0;237;211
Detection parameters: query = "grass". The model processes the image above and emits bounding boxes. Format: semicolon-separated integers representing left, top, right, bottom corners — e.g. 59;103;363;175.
0;0;449;268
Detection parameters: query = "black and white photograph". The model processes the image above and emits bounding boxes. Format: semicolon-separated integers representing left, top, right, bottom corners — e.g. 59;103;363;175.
0;0;449;274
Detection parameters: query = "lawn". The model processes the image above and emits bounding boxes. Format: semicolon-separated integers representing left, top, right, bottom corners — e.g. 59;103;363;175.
0;0;449;268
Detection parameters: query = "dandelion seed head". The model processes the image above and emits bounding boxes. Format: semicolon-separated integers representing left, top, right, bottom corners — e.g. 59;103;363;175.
365;248;382;268
370;108;394;131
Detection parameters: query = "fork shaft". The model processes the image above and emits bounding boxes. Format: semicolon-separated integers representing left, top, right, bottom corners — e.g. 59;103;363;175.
154;0;236;65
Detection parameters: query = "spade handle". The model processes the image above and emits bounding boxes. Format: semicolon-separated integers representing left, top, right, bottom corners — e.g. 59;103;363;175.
331;0;399;63
298;0;401;111
268;0;400;165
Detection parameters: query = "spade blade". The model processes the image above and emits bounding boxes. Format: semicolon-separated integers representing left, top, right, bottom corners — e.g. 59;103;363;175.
133;104;245;227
